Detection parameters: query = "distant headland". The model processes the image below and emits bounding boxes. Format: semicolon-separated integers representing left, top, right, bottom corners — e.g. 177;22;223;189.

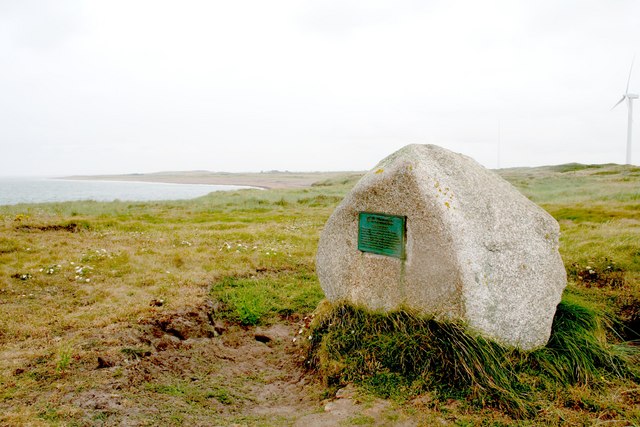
64;170;365;190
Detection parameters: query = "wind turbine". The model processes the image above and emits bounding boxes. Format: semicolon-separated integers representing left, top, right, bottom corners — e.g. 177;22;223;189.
612;58;638;165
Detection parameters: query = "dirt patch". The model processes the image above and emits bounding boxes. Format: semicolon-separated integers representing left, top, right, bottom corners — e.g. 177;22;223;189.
67;389;125;412
569;259;626;288
116;308;325;423
294;384;418;427
617;294;640;341
138;300;221;342
49;300;417;425
15;221;86;233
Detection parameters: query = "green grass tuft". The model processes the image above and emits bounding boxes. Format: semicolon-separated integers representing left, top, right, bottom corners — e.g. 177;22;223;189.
212;271;324;325
528;296;633;386
225;286;270;325
306;296;639;418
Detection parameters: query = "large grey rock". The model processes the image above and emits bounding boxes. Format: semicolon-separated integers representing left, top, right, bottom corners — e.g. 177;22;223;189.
316;144;567;350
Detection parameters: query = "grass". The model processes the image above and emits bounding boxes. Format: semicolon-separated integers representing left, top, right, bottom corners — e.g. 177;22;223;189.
214;272;324;325
55;345;73;375
305;296;639;418
0;181;346;425
0;163;638;425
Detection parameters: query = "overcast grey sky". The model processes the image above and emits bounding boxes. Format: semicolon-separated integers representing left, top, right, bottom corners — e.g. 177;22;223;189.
1;0;639;176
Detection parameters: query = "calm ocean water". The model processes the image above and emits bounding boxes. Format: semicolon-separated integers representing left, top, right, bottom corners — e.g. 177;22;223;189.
0;178;254;206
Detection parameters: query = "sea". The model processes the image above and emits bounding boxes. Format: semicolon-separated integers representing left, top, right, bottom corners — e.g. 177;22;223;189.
0;177;255;206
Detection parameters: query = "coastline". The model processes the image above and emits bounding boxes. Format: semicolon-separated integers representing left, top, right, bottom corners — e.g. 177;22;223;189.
63;171;363;190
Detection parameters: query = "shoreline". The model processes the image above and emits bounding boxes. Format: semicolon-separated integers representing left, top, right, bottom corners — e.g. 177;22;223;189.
63;171;363;190
52;177;263;190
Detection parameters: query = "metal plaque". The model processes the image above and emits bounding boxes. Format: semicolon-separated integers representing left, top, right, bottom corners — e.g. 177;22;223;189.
358;212;406;259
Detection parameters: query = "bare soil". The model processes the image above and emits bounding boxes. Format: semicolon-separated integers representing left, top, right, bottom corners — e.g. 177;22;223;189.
53;299;418;426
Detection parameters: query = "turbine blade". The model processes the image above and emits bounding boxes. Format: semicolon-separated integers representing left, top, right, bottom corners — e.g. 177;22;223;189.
626;56;635;93
611;96;626;110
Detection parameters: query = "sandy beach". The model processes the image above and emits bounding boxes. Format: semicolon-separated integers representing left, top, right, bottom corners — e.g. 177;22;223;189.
65;171;363;190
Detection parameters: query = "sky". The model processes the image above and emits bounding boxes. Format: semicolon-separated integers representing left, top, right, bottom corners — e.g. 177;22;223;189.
1;0;639;176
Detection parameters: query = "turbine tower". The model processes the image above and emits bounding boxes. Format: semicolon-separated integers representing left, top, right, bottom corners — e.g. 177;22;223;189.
612;58;638;165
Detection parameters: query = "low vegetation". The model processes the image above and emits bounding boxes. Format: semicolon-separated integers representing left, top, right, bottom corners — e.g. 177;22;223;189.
306;295;638;422
0;164;638;425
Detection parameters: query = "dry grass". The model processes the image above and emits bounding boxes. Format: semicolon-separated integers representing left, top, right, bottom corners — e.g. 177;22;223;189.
0;185;345;424
0;165;638;425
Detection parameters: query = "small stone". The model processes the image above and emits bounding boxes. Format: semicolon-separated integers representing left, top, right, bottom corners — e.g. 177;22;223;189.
335;384;356;399
324;401;337;412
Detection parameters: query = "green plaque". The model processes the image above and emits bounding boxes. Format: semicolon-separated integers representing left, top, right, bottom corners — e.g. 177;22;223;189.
358;212;406;259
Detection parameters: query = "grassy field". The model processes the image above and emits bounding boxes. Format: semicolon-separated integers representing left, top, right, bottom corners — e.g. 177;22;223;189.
0;164;639;425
